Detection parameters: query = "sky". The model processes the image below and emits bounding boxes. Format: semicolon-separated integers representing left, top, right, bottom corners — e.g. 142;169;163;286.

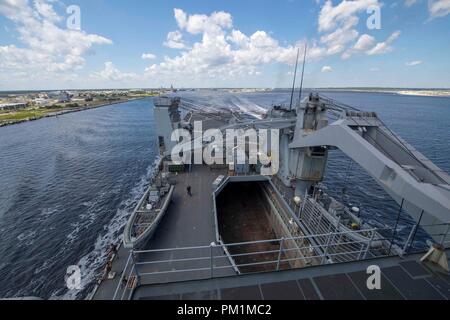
0;0;449;90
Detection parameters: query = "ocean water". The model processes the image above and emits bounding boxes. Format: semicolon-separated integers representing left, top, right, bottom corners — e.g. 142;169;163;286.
0;91;449;299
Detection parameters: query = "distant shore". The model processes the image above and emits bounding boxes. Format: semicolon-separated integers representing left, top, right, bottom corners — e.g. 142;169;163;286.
0;97;147;128
395;90;450;97
316;88;450;97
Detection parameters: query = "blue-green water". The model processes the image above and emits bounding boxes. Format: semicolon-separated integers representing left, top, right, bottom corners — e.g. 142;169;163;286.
0;91;448;299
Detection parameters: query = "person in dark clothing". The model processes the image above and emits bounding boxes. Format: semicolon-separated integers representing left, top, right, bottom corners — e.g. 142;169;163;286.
187;185;192;197
107;243;119;259
122;276;128;288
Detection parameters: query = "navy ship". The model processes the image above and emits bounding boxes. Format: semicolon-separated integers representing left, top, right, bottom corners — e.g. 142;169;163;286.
86;87;450;300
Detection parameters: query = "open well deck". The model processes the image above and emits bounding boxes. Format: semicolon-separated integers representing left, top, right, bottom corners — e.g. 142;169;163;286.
217;182;291;273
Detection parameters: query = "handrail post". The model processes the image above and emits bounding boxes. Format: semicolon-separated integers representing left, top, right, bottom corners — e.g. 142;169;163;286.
389;198;404;255
402;224;417;256
132;251;140;279
440;224;450;247
361;230;375;260
121;251;137;301
210;242;215;278
321;233;333;265
403;210;424;255
113;251;132;300
276;238;284;271
299;189;308;220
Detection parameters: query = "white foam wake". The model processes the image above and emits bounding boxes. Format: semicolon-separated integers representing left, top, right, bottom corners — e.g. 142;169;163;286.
54;156;161;300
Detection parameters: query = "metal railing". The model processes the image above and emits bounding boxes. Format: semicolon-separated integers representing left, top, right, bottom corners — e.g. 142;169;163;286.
113;227;393;300
406;222;450;253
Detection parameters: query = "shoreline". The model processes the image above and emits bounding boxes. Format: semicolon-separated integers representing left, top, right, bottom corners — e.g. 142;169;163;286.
0;97;148;128
316;88;450;97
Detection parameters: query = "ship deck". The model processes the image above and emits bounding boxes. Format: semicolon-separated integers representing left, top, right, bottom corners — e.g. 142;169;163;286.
90;109;450;300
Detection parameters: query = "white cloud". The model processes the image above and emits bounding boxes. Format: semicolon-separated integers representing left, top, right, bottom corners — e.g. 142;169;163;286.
146;8;310;83
366;31;401;55
174;8;233;35
164;30;187;49
354;34;376;51
320;16;359;55
321;65;333;73
428;0;450;19
317;0;400;61
147;6;394;85
0;0;112;78
405;0;450;19
341;31;401;59
144;6;403;86
174;8;187;29
0;2;407;88
406;60;423;66
404;0;419;7
142;53;156;60
341;33;375;59
91;62;139;82
318;0;379;32
227;29;249;46
33;0;62;22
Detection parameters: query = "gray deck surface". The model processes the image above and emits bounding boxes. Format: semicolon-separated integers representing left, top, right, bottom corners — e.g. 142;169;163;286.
133;250;450;300
135;164;235;284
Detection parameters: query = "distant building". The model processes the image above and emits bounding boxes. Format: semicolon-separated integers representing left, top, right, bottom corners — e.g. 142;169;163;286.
57;91;71;103
47;91;71;103
0;102;28;111
33;98;51;107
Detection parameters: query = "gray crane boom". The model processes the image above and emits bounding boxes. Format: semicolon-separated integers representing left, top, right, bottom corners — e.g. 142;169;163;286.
288;99;450;237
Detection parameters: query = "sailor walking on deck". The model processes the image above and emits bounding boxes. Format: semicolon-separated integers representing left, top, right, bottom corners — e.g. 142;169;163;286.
187;185;192;197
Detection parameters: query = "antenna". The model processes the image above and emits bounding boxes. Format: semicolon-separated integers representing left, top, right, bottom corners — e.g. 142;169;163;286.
289;47;300;110
298;43;308;104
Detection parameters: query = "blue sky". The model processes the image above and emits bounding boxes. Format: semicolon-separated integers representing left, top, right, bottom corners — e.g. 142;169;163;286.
0;0;449;90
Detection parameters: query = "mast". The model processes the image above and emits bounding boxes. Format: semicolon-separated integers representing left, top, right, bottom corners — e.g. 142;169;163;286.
289;48;300;110
298;43;307;104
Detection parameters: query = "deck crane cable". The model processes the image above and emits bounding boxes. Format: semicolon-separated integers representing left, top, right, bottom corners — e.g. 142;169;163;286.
297;43;308;105
289;48;301;110
319;93;430;171
348;107;443;183
376;118;445;183
341;158;354;203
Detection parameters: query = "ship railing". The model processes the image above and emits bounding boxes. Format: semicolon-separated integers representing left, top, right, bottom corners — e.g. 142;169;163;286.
413;222;450;249
113;227;395;300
